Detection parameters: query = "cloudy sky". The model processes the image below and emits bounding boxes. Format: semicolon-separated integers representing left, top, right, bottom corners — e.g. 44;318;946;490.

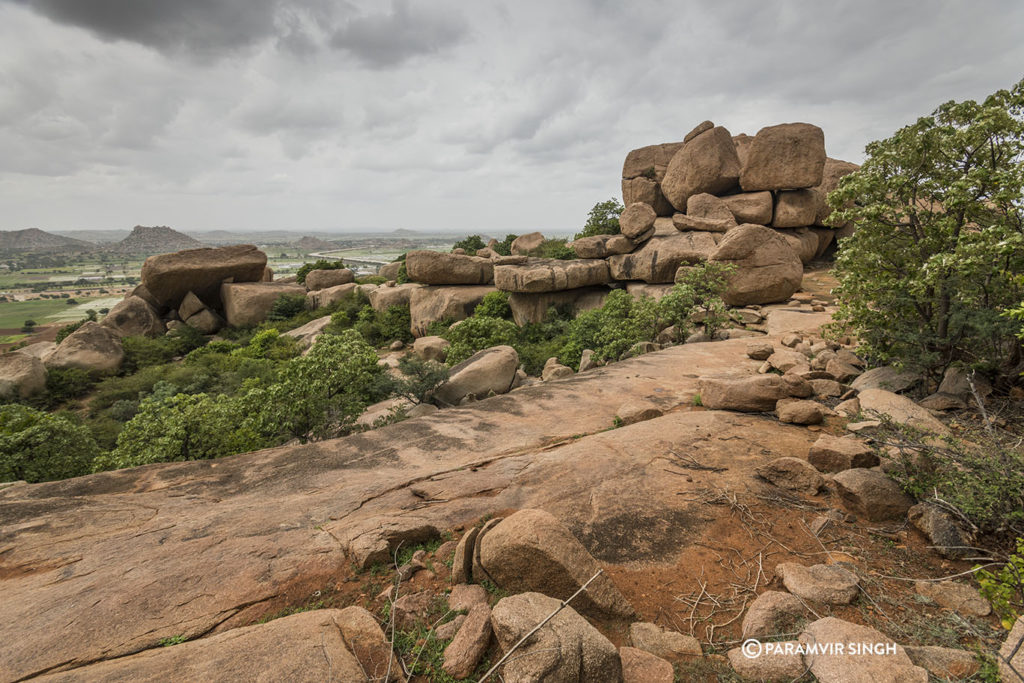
1;1;1022;234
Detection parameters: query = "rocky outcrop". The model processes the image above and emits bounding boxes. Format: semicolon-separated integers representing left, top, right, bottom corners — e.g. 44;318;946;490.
33;609;369;682
304;268;354;290
740;123;826;191
368;283;424;312
433;345;518;405
43;321;124;374
100;295;164;338
709;224;803;305
570;234;635;259
608;232;717;283
412;336;450;363
661;125;741;210
490;593;623;682
140;244;267;309
507;287;608;325
220;282;306;328
0;352;47;399
409;285;495;336
477;509;634;618
405;251;494;285
510;232;545;255
494;259;610;294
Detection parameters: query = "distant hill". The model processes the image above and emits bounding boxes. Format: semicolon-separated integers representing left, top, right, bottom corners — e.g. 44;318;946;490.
294;235;337;251
0;228;95;252
107;226;205;255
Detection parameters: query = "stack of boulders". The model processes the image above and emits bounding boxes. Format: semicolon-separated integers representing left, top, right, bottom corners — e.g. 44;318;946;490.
0;245;379;391
392;120;859;332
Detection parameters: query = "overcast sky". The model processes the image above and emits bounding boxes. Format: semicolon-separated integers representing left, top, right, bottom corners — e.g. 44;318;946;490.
1;1;1022;234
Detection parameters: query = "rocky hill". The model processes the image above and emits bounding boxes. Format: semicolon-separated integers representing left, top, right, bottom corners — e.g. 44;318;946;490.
107;225;205;254
0;228;94;252
294;235;337;251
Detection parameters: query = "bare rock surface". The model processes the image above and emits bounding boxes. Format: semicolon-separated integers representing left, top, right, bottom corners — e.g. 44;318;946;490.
35;610;368;683
914;581;991;617
100;295;164;338
620;647;674;683
140;244;267;309
628;622;702;662
409;285;495;336
740;123;826;191
0;336;818;680
856;389;950;435
0;352;47;400
609;232;718;283
304;268;355;290
494;259;609;293
808;435;878;473
406;251;493;286
220;282;306;328
43;321;124;373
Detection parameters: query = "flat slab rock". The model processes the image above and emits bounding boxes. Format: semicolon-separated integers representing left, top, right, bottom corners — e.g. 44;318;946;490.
0;337;821;680
776;562;860;604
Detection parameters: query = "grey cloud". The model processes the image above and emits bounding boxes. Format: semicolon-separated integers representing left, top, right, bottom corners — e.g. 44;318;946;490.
329;0;467;68
9;0;341;58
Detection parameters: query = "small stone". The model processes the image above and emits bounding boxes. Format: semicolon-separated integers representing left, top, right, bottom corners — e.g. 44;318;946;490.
629;622;702;662
777;399;824;425
442;603;492;679
728;642;807;682
756;457;825;494
807;434;878;473
620;646;674;683
392;591;433;630
781;334;802;348
616;401;664;426
915;581;990;617
742;591;806;639
776;563;859;604
448;584;489;612
746;341;775;361
436;614;466;641
904;645;980;679
832;468;915;522
389;340;405;351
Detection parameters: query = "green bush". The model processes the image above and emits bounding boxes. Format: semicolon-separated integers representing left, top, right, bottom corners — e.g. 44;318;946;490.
378;355;450;405
295;259;346;285
574;198;624;240
672;262;736;340
443;316;520;365
354;305;413;347
396;262;409;285
525;239;575;260
231;329;299;361
94;392;260;471
121;327;206;373
0;404;99;482
241;330;387;443
976;537;1024;630
266;293;308;321
44;368;96;404
829;78;1024;379
492;234;518;256
473;291;513;320
451;235;486;253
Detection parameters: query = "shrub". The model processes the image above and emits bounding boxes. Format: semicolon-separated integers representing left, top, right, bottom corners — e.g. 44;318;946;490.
44;368;96;404
121;327;206;373
295;259;346;285
672;262;736;340
473;291;513;320
492;234;518;256
21;320;36;333
94;392;261;471
0;404;99;482
525;239;575;260
451;235;486;253
443;316;519;365
976;537;1024;630
232;329;299;361
574;198;624;240
242;330;386;443
829;78;1024;379
395;262;409;285
379;355;450;405
877;418;1024;539
266;293;308;321
353;305;413;347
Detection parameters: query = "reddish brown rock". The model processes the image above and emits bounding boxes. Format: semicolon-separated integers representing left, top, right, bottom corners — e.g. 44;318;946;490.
661;126;741;210
740;123;826;191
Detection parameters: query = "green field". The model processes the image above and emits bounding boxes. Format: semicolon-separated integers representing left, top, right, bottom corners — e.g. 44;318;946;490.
0;296;122;330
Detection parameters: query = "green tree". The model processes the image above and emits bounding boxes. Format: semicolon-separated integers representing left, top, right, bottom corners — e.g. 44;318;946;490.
0;404;99;482
473;291;513;320
829;79;1024;377
266;293;308;321
242;330;385;443
452;235;486;253
492;234;518;256
295;259;346;285
378;355;449;405
574;198;624;240
443;316;519;365
95;393;259;471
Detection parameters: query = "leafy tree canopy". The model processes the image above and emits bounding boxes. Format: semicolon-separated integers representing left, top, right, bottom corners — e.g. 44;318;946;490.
830;79;1024;377
574;198;624;240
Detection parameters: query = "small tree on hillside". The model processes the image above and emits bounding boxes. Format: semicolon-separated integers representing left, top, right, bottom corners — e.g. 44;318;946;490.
574;198;624;240
829;79;1024;378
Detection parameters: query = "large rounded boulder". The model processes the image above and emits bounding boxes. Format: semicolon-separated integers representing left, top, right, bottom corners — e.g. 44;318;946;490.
660;125;741;211
708;224;803;305
44;322;124;374
433;345;519;405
